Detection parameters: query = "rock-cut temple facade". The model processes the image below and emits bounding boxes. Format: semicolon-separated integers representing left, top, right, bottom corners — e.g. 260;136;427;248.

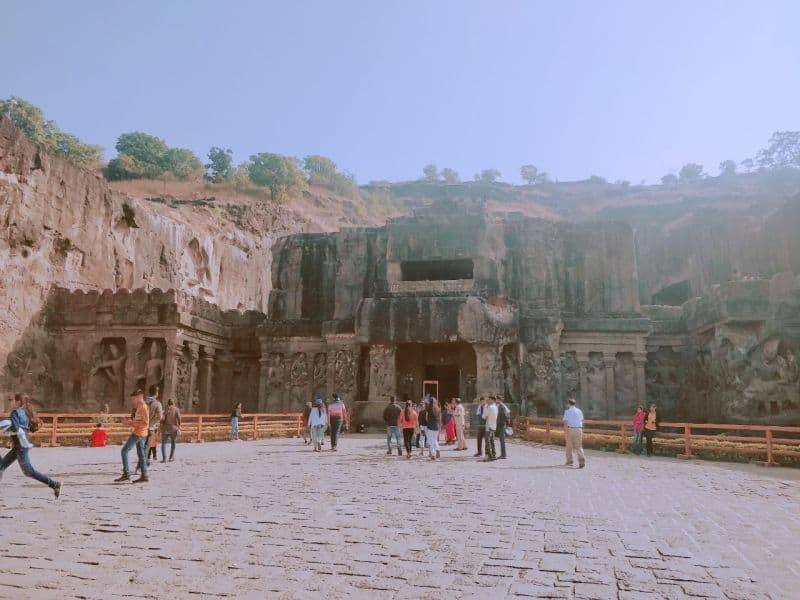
18;200;800;425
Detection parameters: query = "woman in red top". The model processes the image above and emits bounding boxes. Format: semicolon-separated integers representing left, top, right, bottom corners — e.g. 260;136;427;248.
631;405;645;455
398;401;418;459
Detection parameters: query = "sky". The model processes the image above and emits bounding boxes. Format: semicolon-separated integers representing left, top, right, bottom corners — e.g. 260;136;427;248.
2;0;800;184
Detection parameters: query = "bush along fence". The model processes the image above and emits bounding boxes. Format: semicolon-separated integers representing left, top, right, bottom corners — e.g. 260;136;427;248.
22;413;304;447
514;416;800;467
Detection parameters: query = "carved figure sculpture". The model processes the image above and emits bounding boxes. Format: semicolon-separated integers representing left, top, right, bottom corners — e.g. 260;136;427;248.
334;349;355;392
139;340;165;394
90;341;127;406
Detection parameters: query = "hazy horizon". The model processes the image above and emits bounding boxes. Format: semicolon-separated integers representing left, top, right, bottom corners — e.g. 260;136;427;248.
2;0;799;184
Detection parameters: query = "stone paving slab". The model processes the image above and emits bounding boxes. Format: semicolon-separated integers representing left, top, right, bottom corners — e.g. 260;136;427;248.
1;436;798;599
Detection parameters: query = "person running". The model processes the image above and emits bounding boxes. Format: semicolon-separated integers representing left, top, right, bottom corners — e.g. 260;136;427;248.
383;396;403;456
473;397;487;457
483;396;498;461
453;398;467;451
161;398;181;462
231;402;243;441
0;394;62;498
308;399;328;452
144;386;163;466
562;398;586;468
116;390;150;483
644;403;659;457
415;398;428;452
425;400;442;460
399;400;418;459
496;396;511;459
327;394;348;451
90;422;107;447
631;405;646;455
301;400;313;445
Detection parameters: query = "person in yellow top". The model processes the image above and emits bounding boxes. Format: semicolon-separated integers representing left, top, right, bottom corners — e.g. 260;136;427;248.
644;403;660;457
115;390;150;483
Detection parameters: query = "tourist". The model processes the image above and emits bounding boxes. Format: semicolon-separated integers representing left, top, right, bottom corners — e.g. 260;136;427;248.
301;400;312;445
426;400;441;460
631;405;646;455
483;396;498;461
644;403;659;457
383;396;403;456
398;400;418;459
231;402;243;441
148;427;158;462
90;422;107;447
416;398;428;454
0;394;62;498
145;386;163;466
328;393;348;451
308;399;328;452
161;398;181;462
454;398;467;451
473;397;487;457
562;398;585;468
496;396;511;459
443;399;456;445
116;390;150;483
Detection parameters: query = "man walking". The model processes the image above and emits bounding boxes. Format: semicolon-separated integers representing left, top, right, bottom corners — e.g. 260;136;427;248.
144;385;163;466
473;397;487;457
562;398;585;468
327;393;348;451
454;398;467;451
116;390;149;483
483;396;498;461
383;397;403;456
496;396;511;459
160;398;181;462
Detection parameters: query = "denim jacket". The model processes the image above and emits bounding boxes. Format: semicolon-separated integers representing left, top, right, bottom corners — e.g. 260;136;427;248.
3;408;33;448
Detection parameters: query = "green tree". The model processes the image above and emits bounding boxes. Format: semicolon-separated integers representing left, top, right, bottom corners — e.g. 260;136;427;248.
302;155;337;182
718;160;737;177
206;147;234;182
740;158;755;172
679;163;705;182
755;131;800;170
247;152;306;200
163;147;203;180
475;168;501;183
422;164;439;182
520;164;547;185
441;168;460;184
0;96;102;168
660;173;678;186
587;175;607;184
107;132;169;179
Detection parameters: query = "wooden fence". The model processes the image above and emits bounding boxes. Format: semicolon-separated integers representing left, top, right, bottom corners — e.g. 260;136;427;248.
20;412;304;447
514;416;800;467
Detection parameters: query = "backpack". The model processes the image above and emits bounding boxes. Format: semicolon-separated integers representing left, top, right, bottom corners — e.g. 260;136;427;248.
24;406;42;433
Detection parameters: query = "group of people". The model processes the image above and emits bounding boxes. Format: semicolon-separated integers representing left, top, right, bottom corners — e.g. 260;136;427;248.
302;394;350;452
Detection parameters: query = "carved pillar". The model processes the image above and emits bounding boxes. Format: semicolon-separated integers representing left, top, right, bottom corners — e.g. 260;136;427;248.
603;352;617;417
576;351;589;407
186;343;200;413
123;335;142;397
368;344;396;402
473;343;503;400
162;341;183;405
633;353;647;408
215;351;234;412
198;347;216;414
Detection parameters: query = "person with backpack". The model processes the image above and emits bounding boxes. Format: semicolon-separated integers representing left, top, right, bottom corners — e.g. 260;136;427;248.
0;393;62;498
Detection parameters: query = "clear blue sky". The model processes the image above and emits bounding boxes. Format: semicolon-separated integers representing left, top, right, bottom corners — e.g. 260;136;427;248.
3;0;799;184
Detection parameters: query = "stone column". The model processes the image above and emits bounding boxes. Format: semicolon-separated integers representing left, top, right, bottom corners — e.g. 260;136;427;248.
368;344;396;403
473;343;503;400
214;351;234;412
633;353;647;408
198;347;216;414
576;351;589;407
603;352;617;417
185;343;200;413
123;335;143;397
162;340;183;406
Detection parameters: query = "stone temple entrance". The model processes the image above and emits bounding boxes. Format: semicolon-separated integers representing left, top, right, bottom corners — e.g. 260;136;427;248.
396;343;477;403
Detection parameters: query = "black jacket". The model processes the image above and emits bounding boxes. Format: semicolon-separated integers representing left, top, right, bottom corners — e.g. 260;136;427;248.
383;403;401;426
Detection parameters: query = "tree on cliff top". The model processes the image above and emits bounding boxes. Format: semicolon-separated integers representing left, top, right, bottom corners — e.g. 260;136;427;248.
422;164;439;182
302;155;337;183
755;131;800;170
0;96;103;169
246;152;307;201
474;168;501;183
679;163;705;182
105;132;203;181
520;164;549;185
206;147;234;183
441;168;460;184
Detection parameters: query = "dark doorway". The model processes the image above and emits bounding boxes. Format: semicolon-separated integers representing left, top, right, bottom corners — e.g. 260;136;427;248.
395;342;477;403
424;365;460;404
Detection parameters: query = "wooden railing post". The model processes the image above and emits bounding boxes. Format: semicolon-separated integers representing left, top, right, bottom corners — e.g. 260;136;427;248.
252;415;259;441
296;414;302;438
545;421;552;444
196;415;203;442
617;423;627;453
50;415;59;447
678;425;693;459
766;429;775;466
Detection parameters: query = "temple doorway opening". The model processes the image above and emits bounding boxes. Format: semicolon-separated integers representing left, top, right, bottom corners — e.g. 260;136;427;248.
396;342;477;404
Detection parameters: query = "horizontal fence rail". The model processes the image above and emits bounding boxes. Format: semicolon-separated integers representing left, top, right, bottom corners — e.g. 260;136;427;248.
9;413;304;447
514;416;800;467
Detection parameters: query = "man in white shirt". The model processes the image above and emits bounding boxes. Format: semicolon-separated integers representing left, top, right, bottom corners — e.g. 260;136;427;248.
562;398;585;468
482;396;499;462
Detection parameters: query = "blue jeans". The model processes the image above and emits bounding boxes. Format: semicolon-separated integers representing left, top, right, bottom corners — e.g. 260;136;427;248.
386;426;402;451
121;434;147;477
330;417;342;448
161;432;178;460
231;417;240;440
0;441;58;488
632;431;643;454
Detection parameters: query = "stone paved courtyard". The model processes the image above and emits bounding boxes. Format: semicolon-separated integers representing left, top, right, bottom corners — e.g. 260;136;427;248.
1;436;799;600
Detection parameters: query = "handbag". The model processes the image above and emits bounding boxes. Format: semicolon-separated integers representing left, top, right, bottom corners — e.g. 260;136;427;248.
504;426;513;437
